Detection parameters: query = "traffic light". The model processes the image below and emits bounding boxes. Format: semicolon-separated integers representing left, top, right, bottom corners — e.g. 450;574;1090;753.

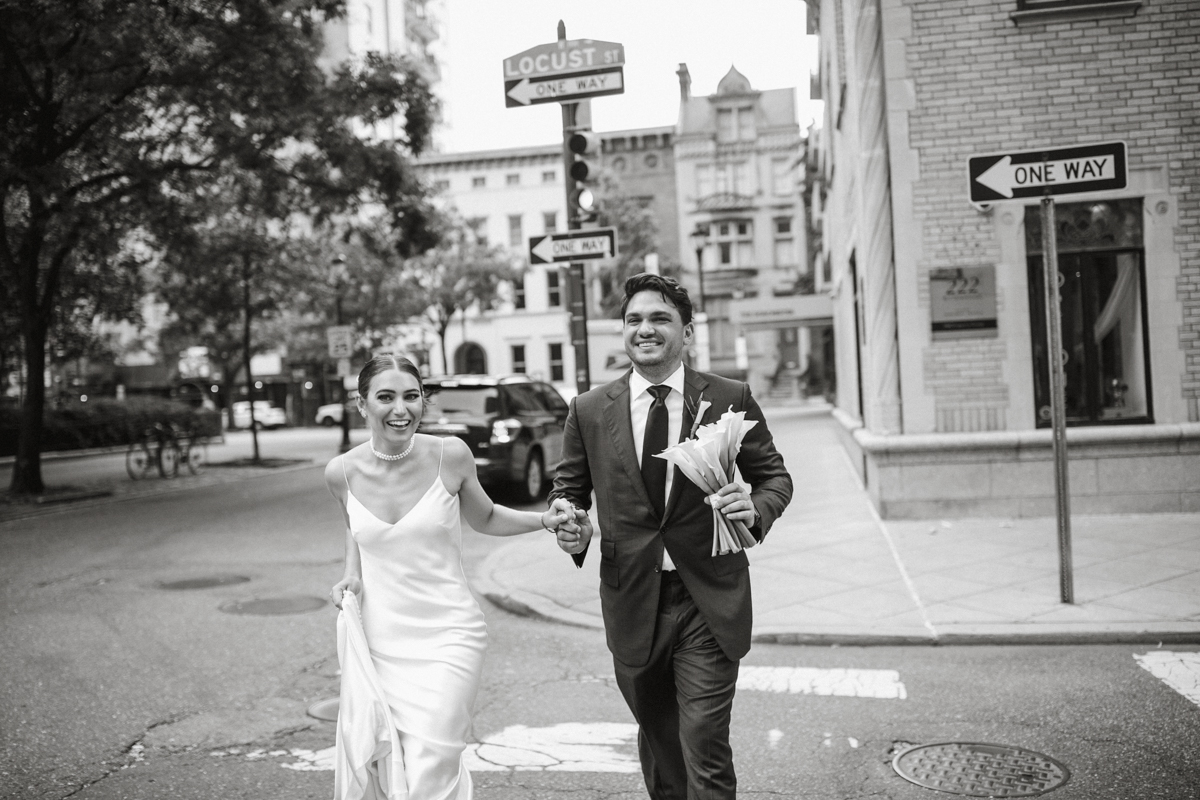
567;130;601;225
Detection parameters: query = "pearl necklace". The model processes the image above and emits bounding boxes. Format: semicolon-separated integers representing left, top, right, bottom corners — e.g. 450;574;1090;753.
370;436;415;462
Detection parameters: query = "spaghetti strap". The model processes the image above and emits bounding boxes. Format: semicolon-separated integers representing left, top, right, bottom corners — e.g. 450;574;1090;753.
340;454;350;492
437;437;444;479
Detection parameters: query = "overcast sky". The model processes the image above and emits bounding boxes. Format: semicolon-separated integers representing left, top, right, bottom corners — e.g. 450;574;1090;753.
429;0;821;154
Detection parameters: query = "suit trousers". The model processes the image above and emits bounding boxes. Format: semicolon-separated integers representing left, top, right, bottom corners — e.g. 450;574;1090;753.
612;571;740;800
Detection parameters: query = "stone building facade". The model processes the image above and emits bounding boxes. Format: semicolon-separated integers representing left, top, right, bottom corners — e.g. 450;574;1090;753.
674;65;825;399
813;0;1200;516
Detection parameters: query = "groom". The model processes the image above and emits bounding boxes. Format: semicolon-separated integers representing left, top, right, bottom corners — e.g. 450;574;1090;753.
548;273;792;800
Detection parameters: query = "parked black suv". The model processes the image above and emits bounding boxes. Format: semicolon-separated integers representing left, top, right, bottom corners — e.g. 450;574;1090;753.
419;375;570;501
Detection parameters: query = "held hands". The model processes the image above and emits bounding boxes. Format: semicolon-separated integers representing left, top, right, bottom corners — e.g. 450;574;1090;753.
546;497;593;555
706;483;759;526
329;576;362;610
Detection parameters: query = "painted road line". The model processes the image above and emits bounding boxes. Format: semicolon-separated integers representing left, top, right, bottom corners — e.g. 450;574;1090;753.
738;666;907;699
239;723;641;774
1135;651;1200;707
465;722;639;772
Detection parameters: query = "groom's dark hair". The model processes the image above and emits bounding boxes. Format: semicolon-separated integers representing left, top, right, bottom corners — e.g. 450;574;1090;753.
621;273;693;325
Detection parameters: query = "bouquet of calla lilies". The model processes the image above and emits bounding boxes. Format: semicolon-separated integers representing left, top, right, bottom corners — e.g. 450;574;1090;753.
655;405;760;556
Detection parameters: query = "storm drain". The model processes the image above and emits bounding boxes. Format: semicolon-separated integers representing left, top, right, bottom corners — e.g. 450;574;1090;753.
892;742;1069;797
157;575;251;591
219;596;327;615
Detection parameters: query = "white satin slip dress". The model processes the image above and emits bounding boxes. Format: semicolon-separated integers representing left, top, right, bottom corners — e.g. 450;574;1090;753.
342;439;486;800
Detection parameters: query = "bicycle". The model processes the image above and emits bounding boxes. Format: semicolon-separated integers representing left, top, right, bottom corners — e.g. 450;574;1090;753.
125;423;181;480
175;426;208;475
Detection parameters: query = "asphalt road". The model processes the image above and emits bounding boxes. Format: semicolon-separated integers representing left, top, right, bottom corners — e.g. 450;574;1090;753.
1;429;1198;799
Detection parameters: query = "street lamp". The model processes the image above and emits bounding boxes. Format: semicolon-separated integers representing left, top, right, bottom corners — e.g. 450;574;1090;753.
689;223;710;313
331;254;351;453
688;224;711;371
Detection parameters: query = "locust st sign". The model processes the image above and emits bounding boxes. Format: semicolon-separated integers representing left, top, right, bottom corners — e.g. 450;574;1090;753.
503;39;625;108
529;228;617;263
968;141;1126;203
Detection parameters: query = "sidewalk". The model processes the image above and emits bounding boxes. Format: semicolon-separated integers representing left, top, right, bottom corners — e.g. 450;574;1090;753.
475;405;1200;646
0;429;347;525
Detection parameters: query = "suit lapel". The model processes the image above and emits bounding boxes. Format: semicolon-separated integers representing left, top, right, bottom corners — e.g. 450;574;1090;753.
663;368;711;521
602;372;655;512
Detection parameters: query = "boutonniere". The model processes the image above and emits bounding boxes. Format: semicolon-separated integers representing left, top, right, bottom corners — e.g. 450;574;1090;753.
685;394;711;440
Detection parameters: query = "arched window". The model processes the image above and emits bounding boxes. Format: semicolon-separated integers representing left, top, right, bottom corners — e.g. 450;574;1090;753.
454;342;488;375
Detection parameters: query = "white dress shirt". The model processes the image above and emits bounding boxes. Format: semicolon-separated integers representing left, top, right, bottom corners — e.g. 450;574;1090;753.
630;364;686;571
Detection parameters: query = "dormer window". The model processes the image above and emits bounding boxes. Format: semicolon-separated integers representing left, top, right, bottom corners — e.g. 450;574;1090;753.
717;106;755;143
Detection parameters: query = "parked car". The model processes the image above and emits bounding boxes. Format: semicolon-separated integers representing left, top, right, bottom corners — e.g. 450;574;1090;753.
419;375;570;501
315;392;358;426
230;401;288;430
315;401;345;426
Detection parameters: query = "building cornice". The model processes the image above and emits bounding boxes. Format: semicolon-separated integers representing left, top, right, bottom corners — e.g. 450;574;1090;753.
417;145;560;171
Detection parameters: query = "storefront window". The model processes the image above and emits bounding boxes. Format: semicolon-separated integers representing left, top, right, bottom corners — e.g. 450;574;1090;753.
1025;199;1150;426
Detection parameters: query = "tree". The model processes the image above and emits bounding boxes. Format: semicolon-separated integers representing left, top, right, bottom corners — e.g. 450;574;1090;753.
408;228;520;374
1;0;439;491
592;173;677;317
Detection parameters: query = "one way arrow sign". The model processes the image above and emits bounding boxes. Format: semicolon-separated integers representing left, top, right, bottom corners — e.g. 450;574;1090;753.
529;228;617;263
505;67;625;108
968;141;1126;203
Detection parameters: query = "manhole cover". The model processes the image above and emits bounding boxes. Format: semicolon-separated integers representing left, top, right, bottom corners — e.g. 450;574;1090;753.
307;697;340;721
158;575;251;591
893;742;1069;797
219;596;327;615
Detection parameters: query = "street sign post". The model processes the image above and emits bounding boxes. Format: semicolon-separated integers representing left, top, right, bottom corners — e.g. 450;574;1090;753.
1039;196;1073;604
326;325;353;360
505;24;626;400
529;228;617;263
968;141;1126;203
503;38;625;109
968;142;1128;604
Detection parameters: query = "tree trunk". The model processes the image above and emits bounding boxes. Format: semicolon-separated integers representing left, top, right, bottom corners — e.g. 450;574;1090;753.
10;316;47;494
242;253;260;463
437;320;451;376
236;250;260;462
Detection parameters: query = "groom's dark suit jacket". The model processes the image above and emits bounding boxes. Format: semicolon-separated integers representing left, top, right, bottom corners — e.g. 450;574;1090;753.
550;366;792;667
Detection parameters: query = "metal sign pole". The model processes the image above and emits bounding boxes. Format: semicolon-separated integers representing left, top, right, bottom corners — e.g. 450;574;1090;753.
1040;195;1074;604
561;77;592;396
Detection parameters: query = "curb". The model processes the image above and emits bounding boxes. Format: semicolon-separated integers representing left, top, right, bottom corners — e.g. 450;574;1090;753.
479;589;1200;646
0;436;229;467
472;567;604;631
0;459;318;525
476;547;1200;647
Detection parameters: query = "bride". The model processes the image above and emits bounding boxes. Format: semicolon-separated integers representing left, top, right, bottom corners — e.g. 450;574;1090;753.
325;355;582;799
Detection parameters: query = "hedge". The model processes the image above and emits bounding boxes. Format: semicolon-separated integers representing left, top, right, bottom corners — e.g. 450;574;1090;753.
0;397;222;458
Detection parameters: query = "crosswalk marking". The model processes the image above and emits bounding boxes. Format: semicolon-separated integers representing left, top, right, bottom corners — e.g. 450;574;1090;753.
737;666;907;699
234;666;907;774
465;722;640;772
1134;651;1200;707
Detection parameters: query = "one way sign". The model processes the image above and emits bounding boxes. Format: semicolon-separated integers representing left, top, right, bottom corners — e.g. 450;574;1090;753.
529;228;617;263
968;141;1126;203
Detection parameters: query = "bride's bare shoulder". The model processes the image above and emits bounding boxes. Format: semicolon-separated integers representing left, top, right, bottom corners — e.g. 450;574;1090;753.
324;447;364;493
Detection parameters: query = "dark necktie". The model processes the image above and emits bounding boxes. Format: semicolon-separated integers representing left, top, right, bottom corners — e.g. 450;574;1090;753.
641;384;671;517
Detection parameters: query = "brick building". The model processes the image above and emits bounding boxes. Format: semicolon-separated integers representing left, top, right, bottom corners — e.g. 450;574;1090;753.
813;0;1200;515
